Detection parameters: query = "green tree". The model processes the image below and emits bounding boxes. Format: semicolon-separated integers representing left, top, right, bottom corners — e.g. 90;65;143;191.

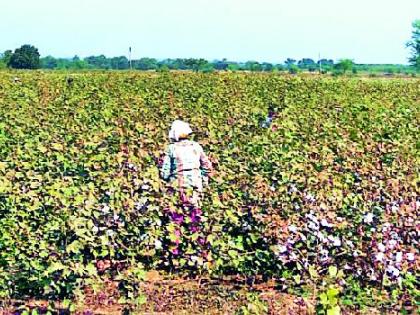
406;19;420;69
245;61;262;71
285;58;296;68
288;64;299;74
335;59;353;74
41;55;58;69
1;50;13;68
227;63;239;71
8;45;41;69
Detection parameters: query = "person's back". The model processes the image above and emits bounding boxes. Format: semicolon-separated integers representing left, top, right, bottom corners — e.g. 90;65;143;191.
162;139;212;192
161;120;212;207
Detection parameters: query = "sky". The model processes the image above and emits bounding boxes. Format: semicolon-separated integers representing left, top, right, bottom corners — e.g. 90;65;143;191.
1;0;419;64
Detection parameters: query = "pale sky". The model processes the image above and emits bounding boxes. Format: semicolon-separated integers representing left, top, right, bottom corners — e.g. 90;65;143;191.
1;0;419;64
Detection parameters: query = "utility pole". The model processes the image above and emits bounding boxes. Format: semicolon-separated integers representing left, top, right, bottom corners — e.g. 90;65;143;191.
129;47;132;70
319;52;322;73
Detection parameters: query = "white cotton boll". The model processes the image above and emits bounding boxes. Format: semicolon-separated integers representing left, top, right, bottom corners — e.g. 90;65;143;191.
308;221;320;230
382;223;391;233
333;238;342;247
306;212;318;222
270;186;276;191
154;239;162;249
391;205;399;213
345;240;354;248
141;184;150;191
406;253;415;261
92;226;99;234
363;213;374;224
278;245;288;254
321;219;333;228
387;266;400;277
288;225;298;233
388;239;397;248
113;214;119;221
106;230;115;237
378;243;386;252
317;232;327;243
375;252;384;262
287;238;296;245
328;235;341;247
102;205;110;214
289;252;298;260
305;193;316;202
395;252;403;263
299;233;307;241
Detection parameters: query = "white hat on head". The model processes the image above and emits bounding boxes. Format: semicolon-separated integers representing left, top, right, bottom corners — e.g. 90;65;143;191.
168;120;193;141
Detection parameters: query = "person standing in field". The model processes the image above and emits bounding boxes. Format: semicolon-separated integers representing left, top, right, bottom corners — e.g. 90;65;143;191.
160;120;213;257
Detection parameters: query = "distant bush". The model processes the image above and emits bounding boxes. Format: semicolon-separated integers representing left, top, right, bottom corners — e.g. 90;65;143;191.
288;65;299;74
156;65;170;73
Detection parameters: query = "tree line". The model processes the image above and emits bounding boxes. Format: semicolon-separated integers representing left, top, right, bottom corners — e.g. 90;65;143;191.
0;47;335;72
0;21;418;73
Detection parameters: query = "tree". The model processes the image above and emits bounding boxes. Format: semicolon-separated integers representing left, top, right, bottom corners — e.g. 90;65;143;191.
213;59;229;70
245;61;262;71
84;55;110;69
335;59;353;74
261;62;274;72
288;64;299;74
297;58;315;68
41;56;58;69
134;57;157;70
284;58;296;67
406;19;420;69
227;63;239;71
110;56;129;70
8;45;40;69
1;50;13;67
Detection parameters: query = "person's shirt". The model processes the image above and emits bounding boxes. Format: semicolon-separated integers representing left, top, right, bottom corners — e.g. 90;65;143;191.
161;139;212;190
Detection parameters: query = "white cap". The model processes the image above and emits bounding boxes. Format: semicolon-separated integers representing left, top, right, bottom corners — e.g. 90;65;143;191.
168;120;193;141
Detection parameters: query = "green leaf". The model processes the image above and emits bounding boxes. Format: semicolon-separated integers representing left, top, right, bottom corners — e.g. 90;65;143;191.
328;266;338;278
135;294;147;306
309;265;318;279
319;293;328;305
85;263;97;276
327;305;341;315
62;299;71;308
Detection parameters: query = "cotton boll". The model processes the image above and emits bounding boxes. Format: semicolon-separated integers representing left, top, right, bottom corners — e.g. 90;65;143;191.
395;252;403;263
321;219;333;228
101;204;110;214
363;213;374;224
377;243;386;252
406;253;415;261
375;252;384;262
